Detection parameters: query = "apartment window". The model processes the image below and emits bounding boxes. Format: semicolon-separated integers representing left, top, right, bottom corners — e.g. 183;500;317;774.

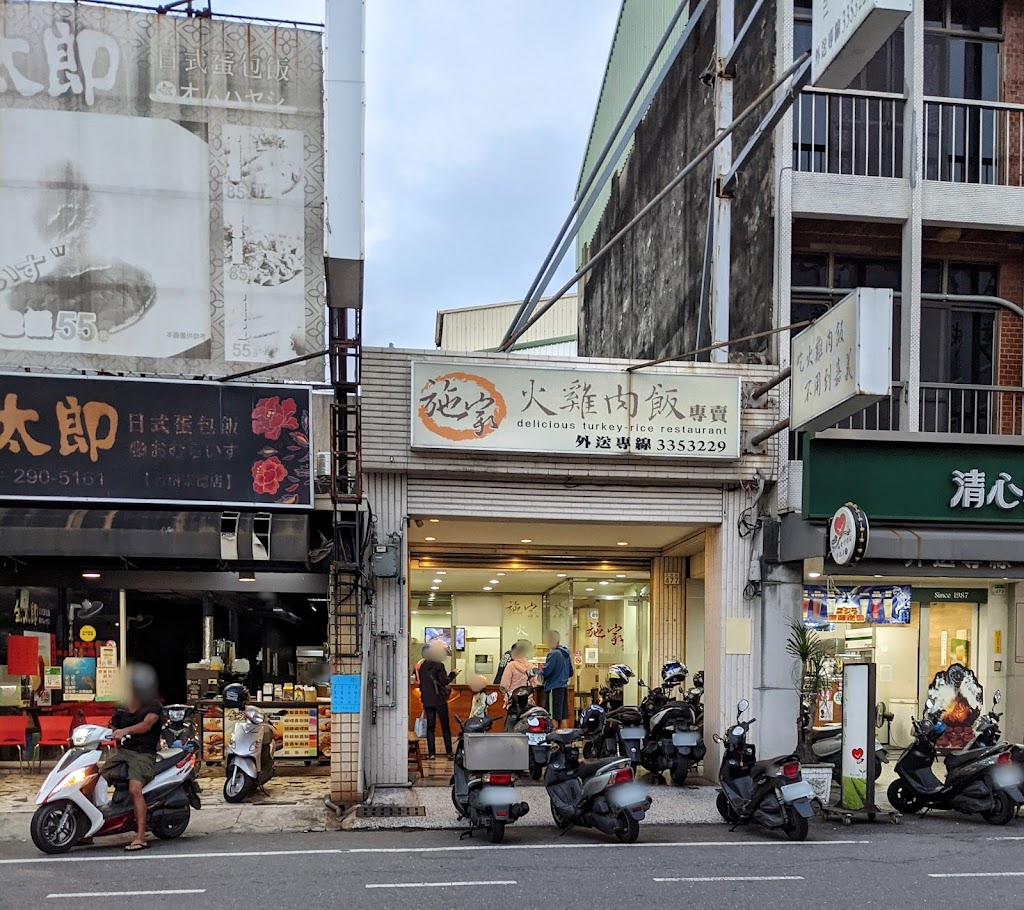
924;1;1002;100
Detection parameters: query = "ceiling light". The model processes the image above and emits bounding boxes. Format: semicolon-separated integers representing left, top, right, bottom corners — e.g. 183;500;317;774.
489;579;499;585
437;571;447;575
496;572;506;576
605;596;615;601
433;578;442;584
81;571;101;580
430;586;439;591
808;571;821;579
412;610;418;614
586;587;595;592
599;581;609;586
445;612;451;615
616;573;626;578
557;573;567;578
874;574;883;578
424;536;436;541
238;571;256;582
616;541;629;546
429;518;440;523
483;586;493;591
520;538;532;543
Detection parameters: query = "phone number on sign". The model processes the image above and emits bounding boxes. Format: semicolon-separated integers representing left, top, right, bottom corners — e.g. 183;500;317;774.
6;469;106;487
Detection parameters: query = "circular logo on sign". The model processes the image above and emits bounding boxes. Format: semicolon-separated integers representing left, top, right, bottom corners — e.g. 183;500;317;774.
829;502;869;566
79;624;97;643
417;372;507;441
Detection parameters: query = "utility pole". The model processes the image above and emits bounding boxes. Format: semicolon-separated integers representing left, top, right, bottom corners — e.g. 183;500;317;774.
710;0;735;364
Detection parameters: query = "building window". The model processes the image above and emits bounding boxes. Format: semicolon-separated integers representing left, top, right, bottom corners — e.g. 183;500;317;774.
924;0;1003;101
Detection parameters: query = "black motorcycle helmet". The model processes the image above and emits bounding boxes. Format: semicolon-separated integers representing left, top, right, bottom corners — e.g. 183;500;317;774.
579;703;606;737
222;682;248;709
463;716;491;733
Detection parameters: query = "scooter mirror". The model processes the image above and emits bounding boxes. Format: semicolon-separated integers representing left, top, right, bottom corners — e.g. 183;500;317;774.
637;679;646;688
712;733;723;743
994;690;1002;705
737;698;749;714
925;698;935;712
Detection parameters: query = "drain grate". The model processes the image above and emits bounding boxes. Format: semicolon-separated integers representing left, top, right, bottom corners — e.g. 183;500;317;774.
357;805;427;818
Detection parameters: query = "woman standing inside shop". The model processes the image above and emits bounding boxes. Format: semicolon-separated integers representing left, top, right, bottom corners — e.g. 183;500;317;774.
419;642;458;760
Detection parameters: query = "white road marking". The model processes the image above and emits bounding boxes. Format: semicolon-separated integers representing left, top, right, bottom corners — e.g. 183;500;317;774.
988;836;1024;841
0;839;871;866
655;876;804;883
366;881;517;889
929;872;1024;879
47;889;206;899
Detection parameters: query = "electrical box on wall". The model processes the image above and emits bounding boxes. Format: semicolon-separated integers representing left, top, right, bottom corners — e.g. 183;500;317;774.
372;542;401;578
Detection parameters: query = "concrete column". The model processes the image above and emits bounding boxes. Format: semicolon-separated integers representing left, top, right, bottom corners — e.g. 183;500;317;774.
1007;585;1024;745
329;575;362;803
703;487;753;777
650;555;687;680
710;0;735;363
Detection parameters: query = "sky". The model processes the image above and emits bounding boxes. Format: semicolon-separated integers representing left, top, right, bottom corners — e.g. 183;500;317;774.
216;0;620;348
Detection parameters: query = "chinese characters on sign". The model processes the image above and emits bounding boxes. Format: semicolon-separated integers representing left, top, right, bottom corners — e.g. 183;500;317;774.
0;374;311;507
0;3;328;380
790;288;892;432
950;469;1024;511
811;0;911;89
412;362;741;459
803;584;912;627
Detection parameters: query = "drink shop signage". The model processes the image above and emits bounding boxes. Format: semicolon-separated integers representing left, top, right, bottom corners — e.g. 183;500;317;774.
411;361;741;459
0;374;312;508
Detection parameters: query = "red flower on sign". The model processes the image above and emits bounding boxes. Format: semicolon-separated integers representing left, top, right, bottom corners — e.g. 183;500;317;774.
251;397;299;441
252;456;288;495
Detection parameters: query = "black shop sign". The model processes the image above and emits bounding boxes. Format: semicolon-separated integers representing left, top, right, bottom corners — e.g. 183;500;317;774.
0;374;312;508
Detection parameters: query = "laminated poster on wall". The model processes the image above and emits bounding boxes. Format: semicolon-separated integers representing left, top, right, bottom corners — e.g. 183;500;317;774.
62;657;97;701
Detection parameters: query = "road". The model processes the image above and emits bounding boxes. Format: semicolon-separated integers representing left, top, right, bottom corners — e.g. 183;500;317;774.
2;817;1022;910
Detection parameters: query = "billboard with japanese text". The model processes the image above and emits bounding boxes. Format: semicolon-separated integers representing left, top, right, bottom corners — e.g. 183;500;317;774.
0;3;326;380
0;373;312;508
411;361;741;459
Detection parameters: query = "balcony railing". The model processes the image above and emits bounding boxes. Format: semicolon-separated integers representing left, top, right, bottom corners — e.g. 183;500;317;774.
833;383;904;431
793;88;905;178
920;383;1024;435
923;97;1024;187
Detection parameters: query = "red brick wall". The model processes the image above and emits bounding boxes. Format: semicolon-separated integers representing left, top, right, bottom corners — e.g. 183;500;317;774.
1004;1;1024;183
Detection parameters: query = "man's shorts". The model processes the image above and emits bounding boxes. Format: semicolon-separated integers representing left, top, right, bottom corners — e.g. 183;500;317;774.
547;687;569;722
104;749;156;785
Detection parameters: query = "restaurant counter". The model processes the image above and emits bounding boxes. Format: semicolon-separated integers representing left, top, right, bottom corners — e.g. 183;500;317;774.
197;699;331;763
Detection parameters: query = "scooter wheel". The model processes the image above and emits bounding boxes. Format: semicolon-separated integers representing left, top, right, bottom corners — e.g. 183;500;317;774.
614;811;640;844
489;821;506;844
670;760;690;787
886;780;920;815
716;791;740;824
152;803;191;840
784;812;809;841
530;762;543;781
223;768;257;803
550;803;572;830
30;802;82;855
982;790;1017;826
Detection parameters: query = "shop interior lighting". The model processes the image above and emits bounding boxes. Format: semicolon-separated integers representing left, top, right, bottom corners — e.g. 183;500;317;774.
557;573;567;578
483;586;493;591
489;579;499;584
599;581;609;586
432;578;443;584
81;571;101;579
496;572;506;576
585;587;595;592
424;536;436;541
520;538;532;543
616;541;629;546
616;573;627;577
412;610;418;614
430;586;439;591
808;571;822;579
238;571;256;582
437;571;447;575
429;518;440;523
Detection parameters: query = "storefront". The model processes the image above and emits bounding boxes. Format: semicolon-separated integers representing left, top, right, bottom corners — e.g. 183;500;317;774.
355;347;792;793
780;433;1024;745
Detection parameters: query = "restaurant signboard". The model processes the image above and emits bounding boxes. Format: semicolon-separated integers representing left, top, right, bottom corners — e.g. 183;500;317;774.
410;361;741;459
0;373;311;508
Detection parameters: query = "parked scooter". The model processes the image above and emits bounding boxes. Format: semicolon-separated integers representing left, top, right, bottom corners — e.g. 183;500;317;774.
886;699;1023;824
638;662;706;785
222;683;276;803
802;704;888;782
162;704;200;756
450;714;530;843
684;670;705;731
544;706;651;843
508;688;555;780
714;698;815;841
30;723;201;854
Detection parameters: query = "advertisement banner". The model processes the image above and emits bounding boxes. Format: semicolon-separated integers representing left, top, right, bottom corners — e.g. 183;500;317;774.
840;663;873;810
802;584;912;627
411;362;741;459
0;3;327;380
0;373;311;508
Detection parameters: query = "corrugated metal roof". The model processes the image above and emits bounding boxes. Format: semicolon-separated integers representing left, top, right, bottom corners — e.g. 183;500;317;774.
575;0;690;261
435;294;578;352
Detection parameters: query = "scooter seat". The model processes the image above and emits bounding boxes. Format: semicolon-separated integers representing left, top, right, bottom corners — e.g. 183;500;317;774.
946;745;1001;769
577;757;625;779
153;749;186;776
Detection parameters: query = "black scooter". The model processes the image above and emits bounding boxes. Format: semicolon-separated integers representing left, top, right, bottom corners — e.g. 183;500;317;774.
450;715;530;843
715;698;815;841
638;678;705;785
544;729;651;843
582;701;646;770
508;686;555;780
887;699;1023;824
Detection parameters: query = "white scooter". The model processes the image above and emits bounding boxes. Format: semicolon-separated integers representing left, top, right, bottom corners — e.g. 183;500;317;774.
224;706;276;802
31;723;201;854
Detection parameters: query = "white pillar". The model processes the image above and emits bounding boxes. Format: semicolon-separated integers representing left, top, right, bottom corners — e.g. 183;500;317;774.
710;0;735;363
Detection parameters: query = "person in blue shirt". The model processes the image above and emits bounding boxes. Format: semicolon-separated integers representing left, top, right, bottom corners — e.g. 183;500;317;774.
540;630;573;729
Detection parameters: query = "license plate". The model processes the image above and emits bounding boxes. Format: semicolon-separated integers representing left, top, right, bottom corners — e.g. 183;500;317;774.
994;765;1023;788
780;781;814;802
672;731;699;747
620;727;645;740
527;733;547;745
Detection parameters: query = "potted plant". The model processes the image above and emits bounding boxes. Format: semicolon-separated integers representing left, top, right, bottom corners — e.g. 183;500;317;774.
786;621;834;804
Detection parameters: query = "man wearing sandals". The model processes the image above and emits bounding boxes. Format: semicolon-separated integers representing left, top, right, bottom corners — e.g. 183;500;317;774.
105;665;163;851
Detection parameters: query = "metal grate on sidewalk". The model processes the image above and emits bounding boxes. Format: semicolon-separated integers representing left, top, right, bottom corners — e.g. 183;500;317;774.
356;805;427;818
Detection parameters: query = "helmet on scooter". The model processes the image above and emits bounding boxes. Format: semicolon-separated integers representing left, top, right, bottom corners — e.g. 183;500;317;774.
222;683;248;709
607;664;634;686
661;661;688;687
579;704;606;737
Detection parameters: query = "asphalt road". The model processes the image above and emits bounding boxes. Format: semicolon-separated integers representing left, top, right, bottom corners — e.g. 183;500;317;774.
3;816;1023;910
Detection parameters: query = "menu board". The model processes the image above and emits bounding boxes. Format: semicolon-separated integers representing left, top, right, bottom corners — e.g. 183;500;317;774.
196;702;330;762
271;707;318;758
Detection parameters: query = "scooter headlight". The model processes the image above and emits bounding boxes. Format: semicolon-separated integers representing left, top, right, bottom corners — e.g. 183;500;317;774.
48;768;91;800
